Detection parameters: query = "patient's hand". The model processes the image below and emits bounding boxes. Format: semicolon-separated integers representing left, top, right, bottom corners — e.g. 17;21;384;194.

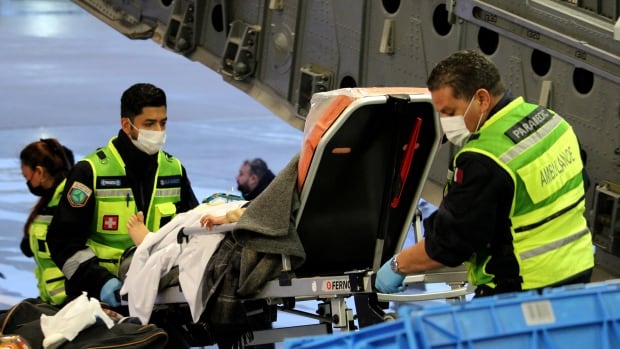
200;214;229;231
127;211;149;246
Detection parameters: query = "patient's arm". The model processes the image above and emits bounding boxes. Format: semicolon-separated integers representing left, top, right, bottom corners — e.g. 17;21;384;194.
200;214;229;231
199;207;246;231
127;211;150;246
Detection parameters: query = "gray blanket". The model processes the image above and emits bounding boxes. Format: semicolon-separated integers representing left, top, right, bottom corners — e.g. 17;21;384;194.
200;153;306;347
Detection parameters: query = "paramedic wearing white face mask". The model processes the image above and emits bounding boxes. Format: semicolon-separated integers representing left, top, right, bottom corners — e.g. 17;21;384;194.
375;50;594;297
439;93;480;147
47;83;199;347
127;116;167;155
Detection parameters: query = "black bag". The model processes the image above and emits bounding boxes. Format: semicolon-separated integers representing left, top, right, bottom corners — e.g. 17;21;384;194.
0;299;168;349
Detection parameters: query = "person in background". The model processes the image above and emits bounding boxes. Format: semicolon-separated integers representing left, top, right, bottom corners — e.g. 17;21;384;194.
375;50;594;297
236;158;275;200
20;138;74;306
235;157;276;349
46;83;199;348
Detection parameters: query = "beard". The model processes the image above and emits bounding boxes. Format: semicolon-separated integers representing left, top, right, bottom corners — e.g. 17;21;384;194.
237;182;250;194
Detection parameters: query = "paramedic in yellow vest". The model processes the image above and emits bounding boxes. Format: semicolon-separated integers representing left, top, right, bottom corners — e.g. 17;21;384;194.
375;50;594;296
20;138;74;306
47;83;199;307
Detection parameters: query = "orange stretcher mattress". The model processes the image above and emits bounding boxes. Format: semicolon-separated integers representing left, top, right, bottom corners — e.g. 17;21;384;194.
298;87;431;192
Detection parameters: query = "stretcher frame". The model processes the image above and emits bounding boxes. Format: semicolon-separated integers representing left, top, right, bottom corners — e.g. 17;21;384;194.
152;88;474;346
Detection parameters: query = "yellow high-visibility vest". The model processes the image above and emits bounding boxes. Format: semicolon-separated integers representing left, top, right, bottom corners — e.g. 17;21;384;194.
83;137;182;276
458;97;593;290
29;179;68;305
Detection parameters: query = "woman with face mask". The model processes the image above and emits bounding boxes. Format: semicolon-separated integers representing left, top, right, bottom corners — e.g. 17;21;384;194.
19;138;74;305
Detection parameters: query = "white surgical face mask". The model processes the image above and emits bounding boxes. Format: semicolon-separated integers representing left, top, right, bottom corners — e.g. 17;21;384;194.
129;120;166;155
440;95;476;147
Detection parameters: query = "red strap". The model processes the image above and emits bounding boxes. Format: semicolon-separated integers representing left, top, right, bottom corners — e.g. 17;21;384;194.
391;117;423;208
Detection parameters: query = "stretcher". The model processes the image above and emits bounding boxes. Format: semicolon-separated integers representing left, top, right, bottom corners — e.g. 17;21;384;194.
122;87;474;347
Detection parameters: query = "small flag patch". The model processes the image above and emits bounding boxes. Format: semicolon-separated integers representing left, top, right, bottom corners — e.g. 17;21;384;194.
454;167;464;184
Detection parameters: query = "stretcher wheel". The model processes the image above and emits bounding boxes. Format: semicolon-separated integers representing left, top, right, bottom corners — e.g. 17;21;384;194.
382;312;398;321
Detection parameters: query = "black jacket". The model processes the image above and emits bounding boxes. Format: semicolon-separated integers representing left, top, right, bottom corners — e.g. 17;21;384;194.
47;130;199;300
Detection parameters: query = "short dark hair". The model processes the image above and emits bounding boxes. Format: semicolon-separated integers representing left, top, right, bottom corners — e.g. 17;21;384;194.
426;50;504;100
120;83;167;120
244;158;271;180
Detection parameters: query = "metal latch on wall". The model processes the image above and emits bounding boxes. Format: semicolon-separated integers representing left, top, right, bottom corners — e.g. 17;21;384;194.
591;180;620;256
164;0;198;54
221;20;261;81
296;64;333;118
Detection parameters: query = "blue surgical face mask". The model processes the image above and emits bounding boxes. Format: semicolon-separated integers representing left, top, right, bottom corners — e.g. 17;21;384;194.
440;95;477;147
128;120;166;155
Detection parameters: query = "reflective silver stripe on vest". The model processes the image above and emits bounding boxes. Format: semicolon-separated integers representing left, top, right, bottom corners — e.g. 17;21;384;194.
96;188;180;197
62;248;96;279
34;214;53;223
155;188;181;197
49;286;66;296
500;115;562;163
519;228;590;260
96;188;133;198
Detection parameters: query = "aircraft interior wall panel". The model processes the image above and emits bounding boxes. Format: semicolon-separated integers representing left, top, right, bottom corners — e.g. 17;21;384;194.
293;1;342;72
194;0;230;59
258;1;299;101
505;0;617;51
363;1;437;87
329;0;363;89
141;1;172;25
456;0;619;84
191;1;266;64
227;1;265;27
471;0;619;51
416;2;465;83
289;1;363;108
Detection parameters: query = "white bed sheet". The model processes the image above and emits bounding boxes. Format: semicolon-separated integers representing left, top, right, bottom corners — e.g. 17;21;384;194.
120;200;247;324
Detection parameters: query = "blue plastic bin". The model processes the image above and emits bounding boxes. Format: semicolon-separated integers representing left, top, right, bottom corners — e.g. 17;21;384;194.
284;280;620;349
283;318;417;349
401;280;620;349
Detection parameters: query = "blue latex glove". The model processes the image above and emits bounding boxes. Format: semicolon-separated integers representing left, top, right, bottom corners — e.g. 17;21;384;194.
375;259;406;293
100;278;122;307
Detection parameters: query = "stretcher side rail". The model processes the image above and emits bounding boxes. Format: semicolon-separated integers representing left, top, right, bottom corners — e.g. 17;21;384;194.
253;265;472;301
251;266;473;310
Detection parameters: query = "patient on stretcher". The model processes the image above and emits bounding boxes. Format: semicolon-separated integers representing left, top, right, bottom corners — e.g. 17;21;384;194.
120;200;249;325
120;153;304;348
